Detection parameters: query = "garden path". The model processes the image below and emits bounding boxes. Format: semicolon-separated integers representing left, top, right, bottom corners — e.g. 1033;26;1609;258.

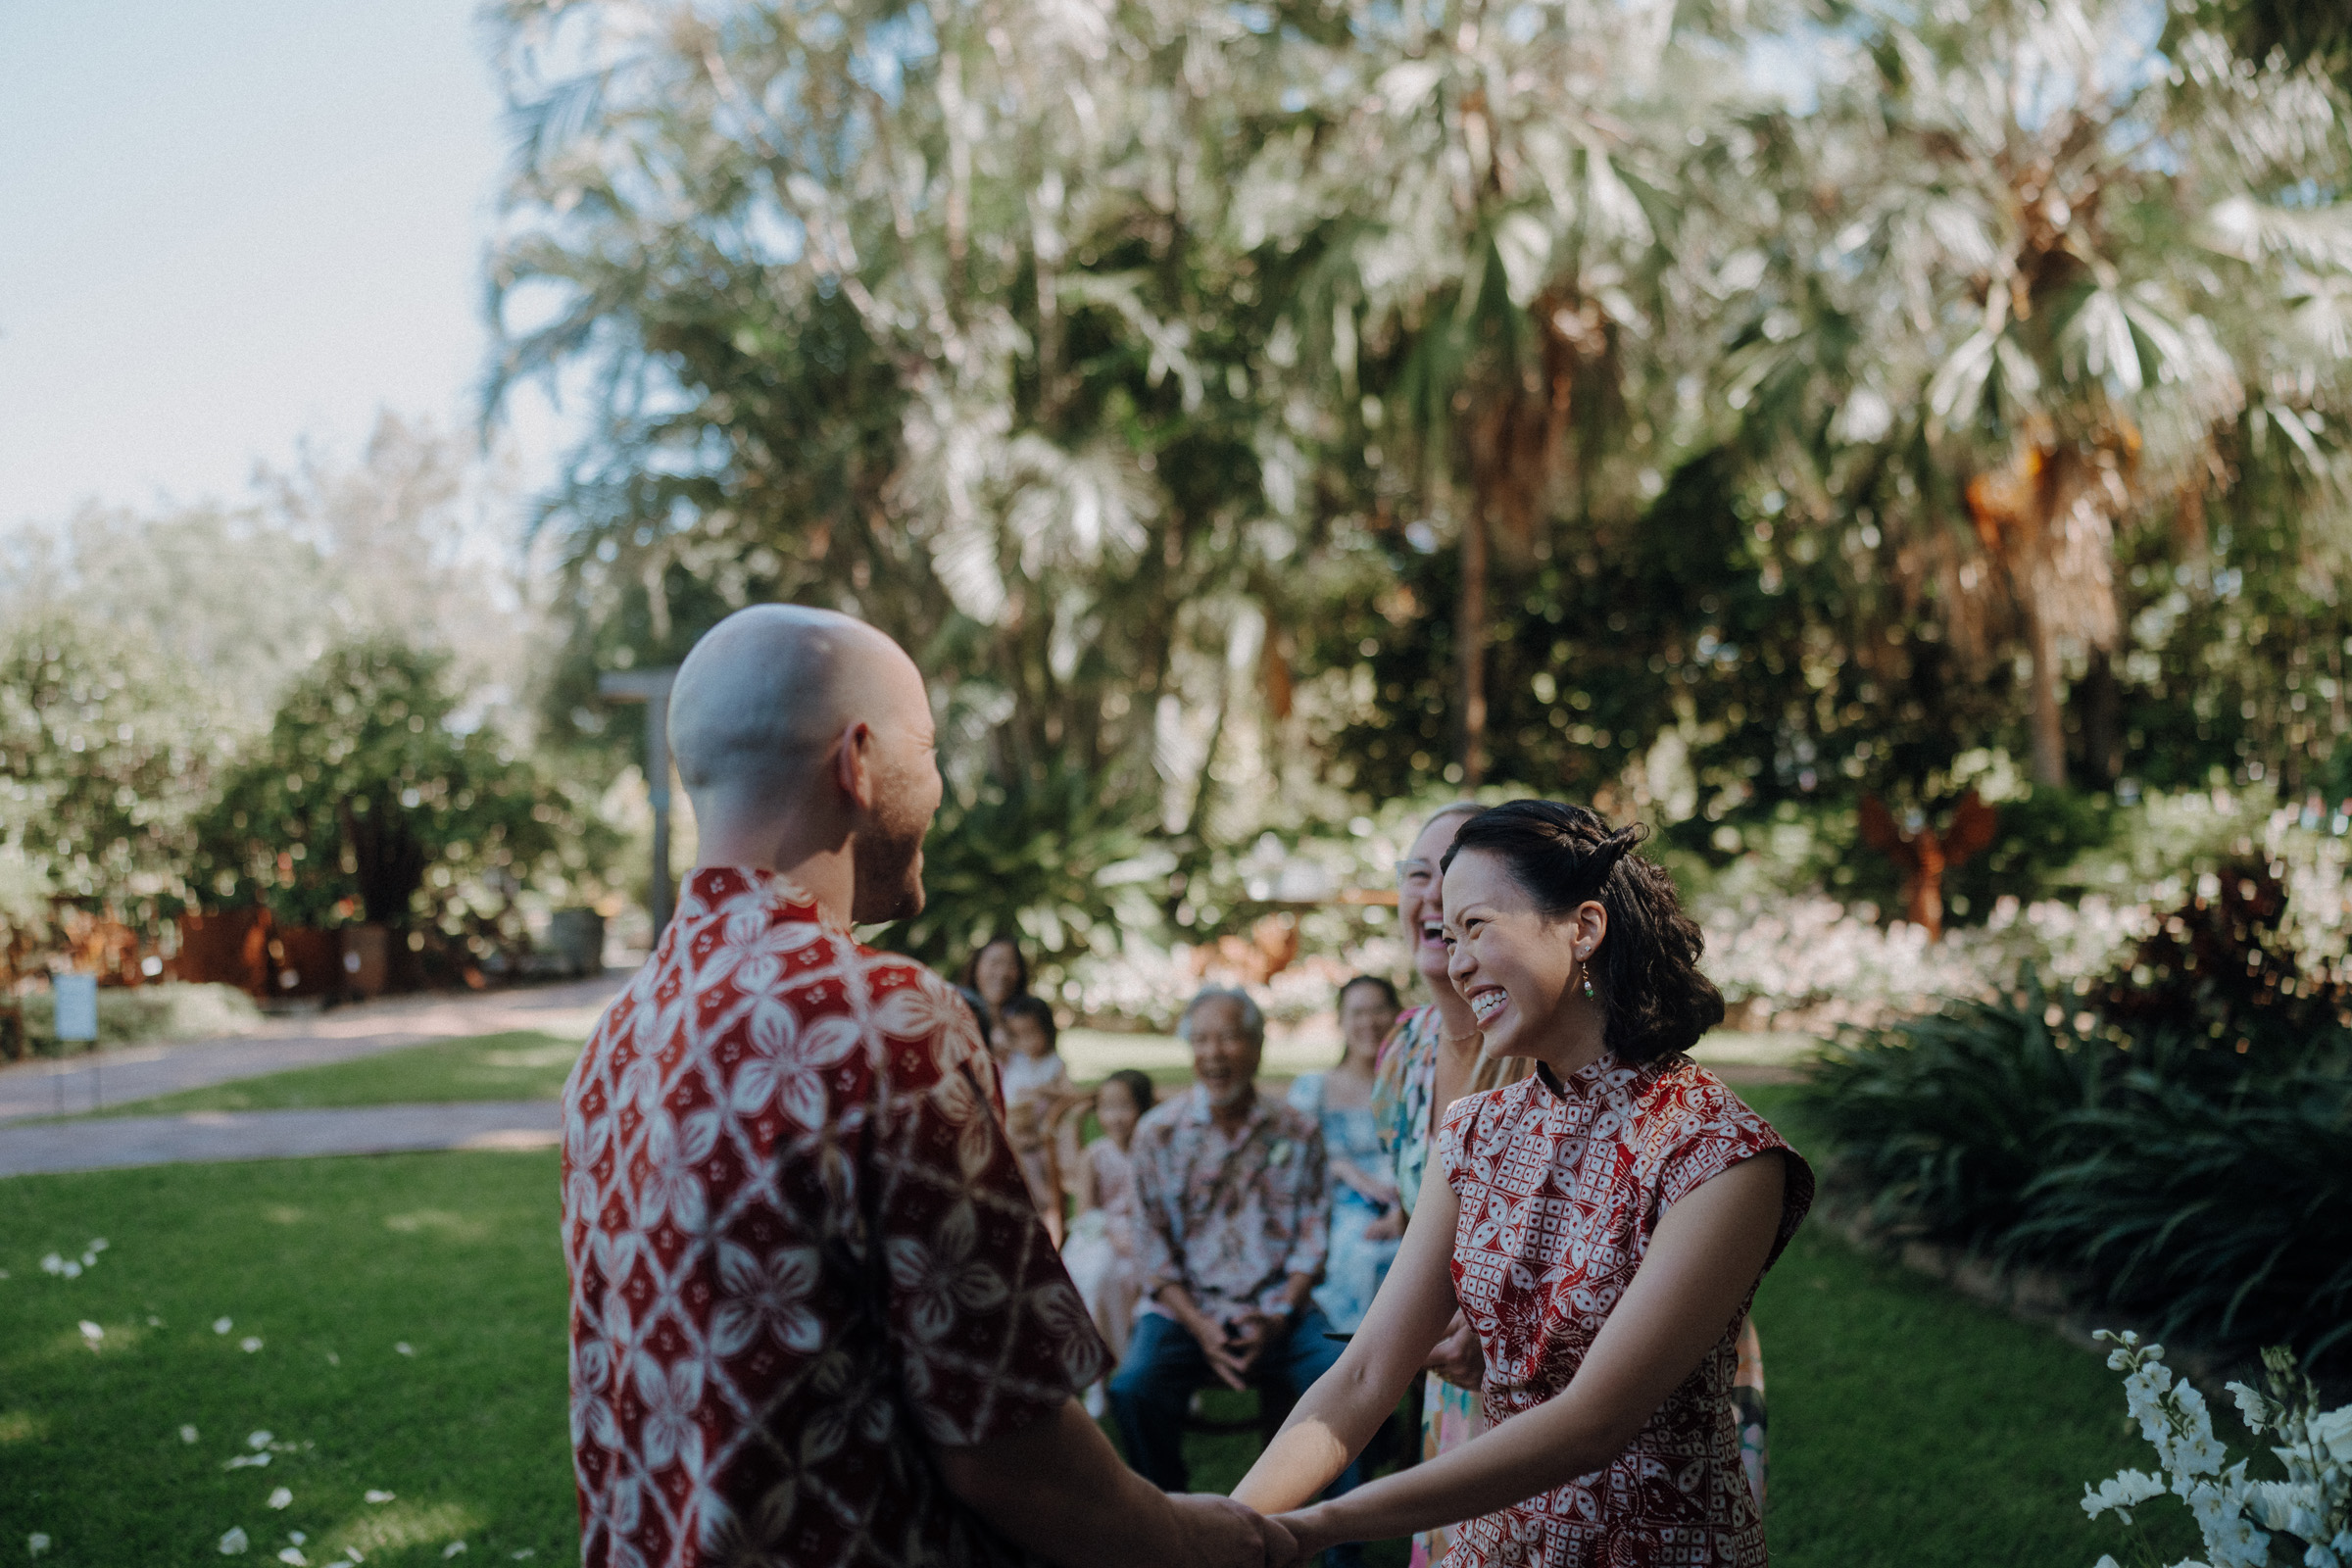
0;973;629;1124
0;1101;562;1177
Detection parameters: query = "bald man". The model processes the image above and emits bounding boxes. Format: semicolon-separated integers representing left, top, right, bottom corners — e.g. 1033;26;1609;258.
561;606;1291;1568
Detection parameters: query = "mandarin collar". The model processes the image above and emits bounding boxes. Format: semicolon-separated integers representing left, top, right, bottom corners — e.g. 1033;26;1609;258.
1535;1051;1625;1103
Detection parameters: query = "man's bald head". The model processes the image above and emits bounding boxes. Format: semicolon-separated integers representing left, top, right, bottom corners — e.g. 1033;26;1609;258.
669;606;921;799
669;605;942;922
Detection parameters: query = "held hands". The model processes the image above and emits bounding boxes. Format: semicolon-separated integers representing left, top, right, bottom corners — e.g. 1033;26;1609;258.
1187;1308;1279;1391
1167;1494;1302;1568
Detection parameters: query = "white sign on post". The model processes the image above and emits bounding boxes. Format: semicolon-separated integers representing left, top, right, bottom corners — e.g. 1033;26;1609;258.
52;972;98;1044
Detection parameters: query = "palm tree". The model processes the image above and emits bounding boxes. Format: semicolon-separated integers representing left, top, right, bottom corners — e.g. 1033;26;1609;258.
1725;0;2352;788
1234;0;1737;784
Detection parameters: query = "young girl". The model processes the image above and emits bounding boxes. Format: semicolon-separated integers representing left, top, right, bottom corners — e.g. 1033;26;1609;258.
1060;1068;1154;1380
997;994;1079;1244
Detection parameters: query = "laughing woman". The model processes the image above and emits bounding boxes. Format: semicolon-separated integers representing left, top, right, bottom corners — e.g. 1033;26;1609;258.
1235;801;1812;1567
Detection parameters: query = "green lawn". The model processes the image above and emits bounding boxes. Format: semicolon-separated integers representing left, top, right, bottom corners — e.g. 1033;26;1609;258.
75;1031;583;1119
2;1108;2193;1567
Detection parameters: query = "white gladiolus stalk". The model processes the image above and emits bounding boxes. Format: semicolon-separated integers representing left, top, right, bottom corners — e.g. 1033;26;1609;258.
2083;1331;2352;1568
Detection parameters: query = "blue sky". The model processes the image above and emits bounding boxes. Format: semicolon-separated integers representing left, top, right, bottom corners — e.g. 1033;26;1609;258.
0;0;556;530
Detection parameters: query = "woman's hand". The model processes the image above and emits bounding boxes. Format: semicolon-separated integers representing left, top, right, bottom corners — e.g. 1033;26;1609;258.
1363;1206;1403;1242
1424;1312;1483;1390
1267;1504;1344;1560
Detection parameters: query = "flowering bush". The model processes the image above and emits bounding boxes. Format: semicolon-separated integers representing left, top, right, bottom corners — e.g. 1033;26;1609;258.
2083;1331;2351;1568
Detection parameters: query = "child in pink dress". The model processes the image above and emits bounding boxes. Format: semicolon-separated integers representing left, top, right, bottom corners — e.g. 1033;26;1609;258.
1059;1069;1153;1376
998;995;1081;1245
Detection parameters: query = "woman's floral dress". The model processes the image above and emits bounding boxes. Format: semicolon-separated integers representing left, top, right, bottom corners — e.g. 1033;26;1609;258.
1436;1052;1813;1567
1370;1005;1531;1568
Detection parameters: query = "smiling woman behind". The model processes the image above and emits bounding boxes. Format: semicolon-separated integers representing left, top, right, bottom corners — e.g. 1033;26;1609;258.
1234;800;1814;1568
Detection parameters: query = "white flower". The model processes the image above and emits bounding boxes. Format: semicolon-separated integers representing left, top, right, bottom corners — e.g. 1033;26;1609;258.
2083;1470;2167;1523
2205;1513;2270;1568
2309;1405;2352;1466
247;1432;272;1450
363;1491;394;1504
220;1527;251;1555
241;1338;264;1353
215;1318;233;1334
223;1455;271;1471
2305;1544;2340;1568
394;1343;414;1356
443;1544;467;1558
276;1550;308;1566
2227;1382;2270;1430
27;1536;51;1558
181;1426;200;1445
77;1321;102;1348
39;1253;63;1276
267;1489;292;1511
2175;1431;2230;1478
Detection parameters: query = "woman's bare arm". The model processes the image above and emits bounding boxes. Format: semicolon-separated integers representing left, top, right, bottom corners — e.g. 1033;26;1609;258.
1269;1152;1789;1553
1231;1177;1464;1510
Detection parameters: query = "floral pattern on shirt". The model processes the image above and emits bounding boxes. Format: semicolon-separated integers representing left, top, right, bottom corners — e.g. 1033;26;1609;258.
562;867;1106;1568
1128;1087;1329;1322
1437;1053;1813;1568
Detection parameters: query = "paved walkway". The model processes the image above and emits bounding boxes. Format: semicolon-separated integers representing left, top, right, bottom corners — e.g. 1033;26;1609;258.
0;972;632;1124
0;1102;563;1179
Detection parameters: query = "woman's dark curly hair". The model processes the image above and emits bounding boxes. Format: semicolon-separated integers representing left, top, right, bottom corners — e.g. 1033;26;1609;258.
1442;800;1724;1064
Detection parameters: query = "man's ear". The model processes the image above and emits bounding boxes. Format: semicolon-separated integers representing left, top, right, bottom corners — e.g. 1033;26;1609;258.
831;720;875;811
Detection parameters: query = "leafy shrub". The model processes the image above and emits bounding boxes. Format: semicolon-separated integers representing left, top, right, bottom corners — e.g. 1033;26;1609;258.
2019;1059;2352;1366
1804;981;2108;1249
1803;987;2352;1370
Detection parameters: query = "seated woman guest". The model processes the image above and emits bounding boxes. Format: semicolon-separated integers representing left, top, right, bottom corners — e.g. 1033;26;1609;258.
1287;976;1404;1332
1235;801;1813;1566
1061;1068;1155;1407
958;933;1029;1053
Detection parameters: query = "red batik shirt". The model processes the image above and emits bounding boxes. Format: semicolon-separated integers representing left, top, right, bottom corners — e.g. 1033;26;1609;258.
1439;1053;1812;1568
561;868;1106;1568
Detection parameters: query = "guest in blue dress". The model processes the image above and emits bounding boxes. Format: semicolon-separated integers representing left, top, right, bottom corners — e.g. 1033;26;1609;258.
1286;975;1405;1332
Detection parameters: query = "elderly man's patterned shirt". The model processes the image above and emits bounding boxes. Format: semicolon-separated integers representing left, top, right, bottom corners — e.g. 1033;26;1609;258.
1129;1085;1329;1322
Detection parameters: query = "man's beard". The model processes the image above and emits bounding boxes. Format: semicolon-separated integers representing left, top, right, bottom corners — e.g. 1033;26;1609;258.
850;781;930;925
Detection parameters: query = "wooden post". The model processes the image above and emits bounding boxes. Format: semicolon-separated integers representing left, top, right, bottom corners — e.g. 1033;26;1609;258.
599;668;682;944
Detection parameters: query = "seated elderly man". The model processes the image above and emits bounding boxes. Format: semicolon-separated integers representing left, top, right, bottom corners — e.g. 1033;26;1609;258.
1110;987;1366;1559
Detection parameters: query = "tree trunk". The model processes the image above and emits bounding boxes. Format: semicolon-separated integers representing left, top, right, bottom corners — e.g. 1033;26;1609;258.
1459;498;1489;788
2025;596;2068;790
2077;647;2123;789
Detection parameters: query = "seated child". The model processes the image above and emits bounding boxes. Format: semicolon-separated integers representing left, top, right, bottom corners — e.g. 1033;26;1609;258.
997;994;1079;1245
1059;1068;1153;1372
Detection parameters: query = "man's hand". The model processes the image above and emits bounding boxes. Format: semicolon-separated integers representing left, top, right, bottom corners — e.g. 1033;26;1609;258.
1423;1311;1483;1390
1184;1311;1257;1391
1167;1494;1297;1568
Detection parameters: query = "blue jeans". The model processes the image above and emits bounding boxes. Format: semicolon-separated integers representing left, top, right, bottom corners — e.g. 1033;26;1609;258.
1107;1306;1367;1535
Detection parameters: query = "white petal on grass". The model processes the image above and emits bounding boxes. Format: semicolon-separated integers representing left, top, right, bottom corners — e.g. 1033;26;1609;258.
215;1318;234;1335
267;1489;291;1510
78;1254;95;1268
59;1262;79;1279
148;1316;163;1327
240;1338;264;1353
27;1535;51;1557
220;1527;250;1555
181;1426;200;1445
223;1454;271;1471
247;1431;272;1450
288;1534;305;1546
325;1352;339;1366
88;1239;106;1252
276;1550;307;1566
362;1491;394;1505
39;1253;63;1275
394;1343;414;1356
442;1545;466;1559
511;1553;535;1561
77;1321;102;1348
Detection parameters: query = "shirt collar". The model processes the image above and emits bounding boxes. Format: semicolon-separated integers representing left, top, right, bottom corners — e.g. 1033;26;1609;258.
675;865;845;934
1183;1083;1271;1135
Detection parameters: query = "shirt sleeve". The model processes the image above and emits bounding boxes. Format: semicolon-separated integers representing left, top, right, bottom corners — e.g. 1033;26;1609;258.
865;962;1108;1447
1273;1120;1330;1305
